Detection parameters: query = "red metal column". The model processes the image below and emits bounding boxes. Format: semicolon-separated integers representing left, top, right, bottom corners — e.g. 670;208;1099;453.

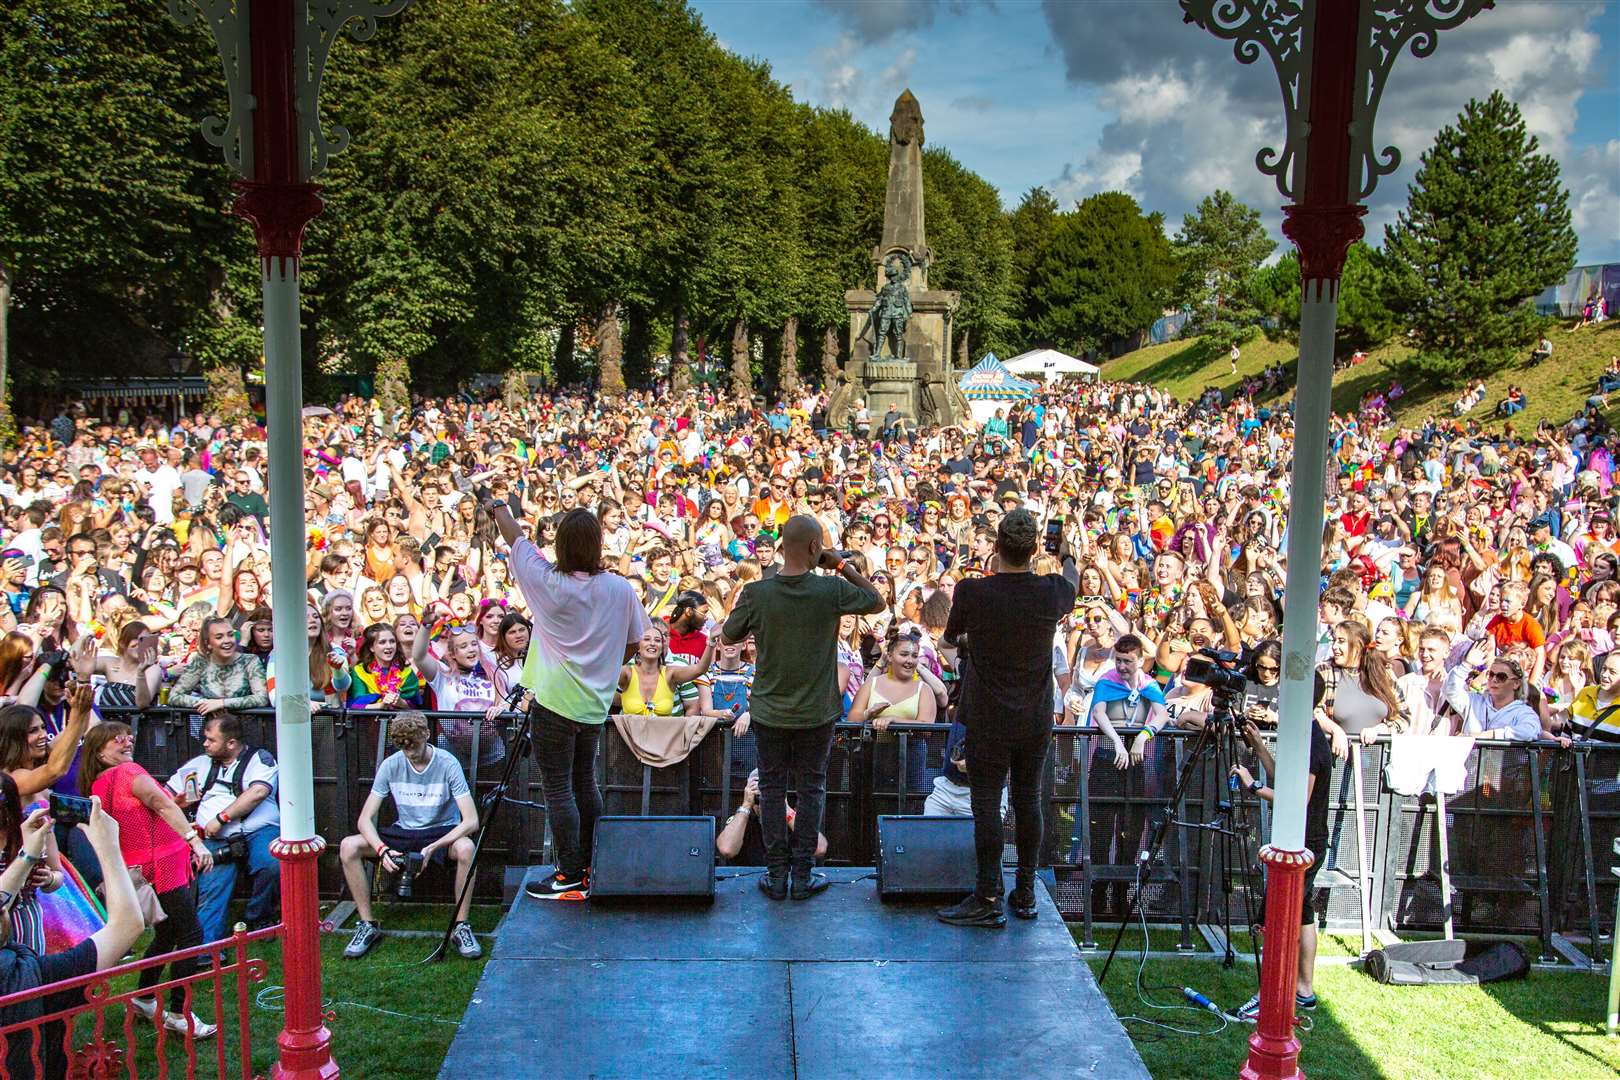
1243;3;1365;1079
235;4;332;1078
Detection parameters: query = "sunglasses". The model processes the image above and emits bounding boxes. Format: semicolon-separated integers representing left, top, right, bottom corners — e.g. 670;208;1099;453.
1256;663;1280;674
1487;670;1516;682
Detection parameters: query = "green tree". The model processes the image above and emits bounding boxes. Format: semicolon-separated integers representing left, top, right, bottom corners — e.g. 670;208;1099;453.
1027;192;1177;355
0;0;244;408
1248;242;1399;355
1007;186;1060;346
1173;190;1274;352
1382;90;1577;380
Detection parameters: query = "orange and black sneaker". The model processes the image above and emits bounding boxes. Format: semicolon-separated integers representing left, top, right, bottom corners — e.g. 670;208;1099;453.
525;870;589;902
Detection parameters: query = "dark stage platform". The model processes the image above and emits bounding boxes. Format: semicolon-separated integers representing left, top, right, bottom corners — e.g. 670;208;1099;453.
439;867;1148;1080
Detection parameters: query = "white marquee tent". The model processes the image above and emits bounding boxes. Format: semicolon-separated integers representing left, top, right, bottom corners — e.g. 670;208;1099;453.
1003;348;1099;383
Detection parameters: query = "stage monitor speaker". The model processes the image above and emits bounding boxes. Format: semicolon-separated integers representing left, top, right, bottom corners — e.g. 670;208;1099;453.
589;816;716;901
876;815;976;899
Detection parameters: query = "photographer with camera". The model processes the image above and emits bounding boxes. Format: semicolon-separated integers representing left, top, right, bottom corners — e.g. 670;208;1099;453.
166;713;279;943
339;712;480;960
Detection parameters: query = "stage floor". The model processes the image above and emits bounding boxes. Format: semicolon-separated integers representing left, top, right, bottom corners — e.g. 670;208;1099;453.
438;867;1148;1080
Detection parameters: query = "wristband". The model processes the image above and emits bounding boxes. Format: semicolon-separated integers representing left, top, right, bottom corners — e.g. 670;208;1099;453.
1141;727;1154;740
1249;779;1264;795
216;810;232;825
831;558;846;573
376;842;389;858
18;848;44;865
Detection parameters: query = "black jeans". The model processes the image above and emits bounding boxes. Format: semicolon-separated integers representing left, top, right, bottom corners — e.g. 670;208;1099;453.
534;705;602;879
139;883;206;1011
965;731;1049;899
753;720;835;874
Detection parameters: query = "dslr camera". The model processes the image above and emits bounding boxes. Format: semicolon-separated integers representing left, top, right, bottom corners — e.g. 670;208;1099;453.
214;833;249;864
1181;645;1258;722
391;850;425;898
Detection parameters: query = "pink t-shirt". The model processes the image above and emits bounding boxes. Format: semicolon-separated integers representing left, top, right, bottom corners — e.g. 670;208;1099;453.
93;761;192;894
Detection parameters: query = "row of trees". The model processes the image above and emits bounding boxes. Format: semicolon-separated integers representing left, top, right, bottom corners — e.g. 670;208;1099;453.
0;1;1578;416
0;0;1020;412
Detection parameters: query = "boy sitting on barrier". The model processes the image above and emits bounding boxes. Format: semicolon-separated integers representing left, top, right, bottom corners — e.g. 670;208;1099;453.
338;712;481;960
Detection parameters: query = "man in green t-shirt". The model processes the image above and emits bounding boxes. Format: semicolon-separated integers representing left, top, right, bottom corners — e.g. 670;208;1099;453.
721;515;883;900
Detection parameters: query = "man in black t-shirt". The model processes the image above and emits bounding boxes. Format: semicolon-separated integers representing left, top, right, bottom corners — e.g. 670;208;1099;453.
938;508;1076;928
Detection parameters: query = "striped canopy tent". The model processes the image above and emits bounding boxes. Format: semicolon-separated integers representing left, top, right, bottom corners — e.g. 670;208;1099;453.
958;353;1037;426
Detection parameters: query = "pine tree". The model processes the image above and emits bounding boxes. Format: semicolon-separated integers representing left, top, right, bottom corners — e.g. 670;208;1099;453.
1382;90;1577;381
1173;190;1274;353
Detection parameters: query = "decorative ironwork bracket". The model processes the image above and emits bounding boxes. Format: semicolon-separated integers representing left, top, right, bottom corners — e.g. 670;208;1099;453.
299;2;414;178
168;1;255;177
1181;0;1492;202
1181;0;1310;201
1351;0;1494;200
169;0;414;181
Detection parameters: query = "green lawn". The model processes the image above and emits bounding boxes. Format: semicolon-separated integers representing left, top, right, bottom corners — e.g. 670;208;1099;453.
1103;320;1620;433
1085;934;1620;1079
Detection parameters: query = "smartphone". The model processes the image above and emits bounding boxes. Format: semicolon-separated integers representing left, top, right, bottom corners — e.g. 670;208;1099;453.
1043;516;1064;556
49;792;94;829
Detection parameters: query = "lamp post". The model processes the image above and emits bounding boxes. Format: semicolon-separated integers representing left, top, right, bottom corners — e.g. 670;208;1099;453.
1179;1;1492;1077
165;349;188;425
167;2;413;1076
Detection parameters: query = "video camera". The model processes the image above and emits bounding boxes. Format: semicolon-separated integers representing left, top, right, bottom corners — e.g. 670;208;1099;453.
1181;645;1260;721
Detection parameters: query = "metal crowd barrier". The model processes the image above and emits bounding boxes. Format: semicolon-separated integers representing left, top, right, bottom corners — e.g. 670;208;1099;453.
96;707;1619;958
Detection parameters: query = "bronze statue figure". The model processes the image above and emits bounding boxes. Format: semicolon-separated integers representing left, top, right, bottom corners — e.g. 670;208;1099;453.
859;254;913;360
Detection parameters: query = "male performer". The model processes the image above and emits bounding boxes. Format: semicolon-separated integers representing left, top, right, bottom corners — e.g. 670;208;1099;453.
938;508;1075;927
720;515;883;900
484;498;650;901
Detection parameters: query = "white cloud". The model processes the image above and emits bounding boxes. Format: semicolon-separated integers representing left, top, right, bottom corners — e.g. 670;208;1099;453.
1041;0;1614;260
806;30;917;116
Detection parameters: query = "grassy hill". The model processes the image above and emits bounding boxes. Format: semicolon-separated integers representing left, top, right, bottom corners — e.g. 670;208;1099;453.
1102;319;1620;433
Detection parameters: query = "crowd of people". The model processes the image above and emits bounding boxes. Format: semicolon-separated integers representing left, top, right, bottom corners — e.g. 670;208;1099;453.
0;357;1618;1033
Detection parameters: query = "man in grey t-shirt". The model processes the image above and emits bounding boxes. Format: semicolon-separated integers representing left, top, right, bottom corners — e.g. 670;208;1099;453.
338;712;481;959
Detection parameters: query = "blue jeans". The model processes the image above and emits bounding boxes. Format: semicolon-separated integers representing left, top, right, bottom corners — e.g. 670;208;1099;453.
196;826;280;943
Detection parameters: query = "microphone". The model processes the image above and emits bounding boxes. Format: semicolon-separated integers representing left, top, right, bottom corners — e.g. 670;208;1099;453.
1182;987;1223;1016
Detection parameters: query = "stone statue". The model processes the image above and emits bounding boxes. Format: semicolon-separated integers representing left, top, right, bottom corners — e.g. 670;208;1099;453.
859;254;913;360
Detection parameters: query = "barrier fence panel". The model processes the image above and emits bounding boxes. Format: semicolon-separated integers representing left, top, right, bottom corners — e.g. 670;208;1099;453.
96;709;1617;951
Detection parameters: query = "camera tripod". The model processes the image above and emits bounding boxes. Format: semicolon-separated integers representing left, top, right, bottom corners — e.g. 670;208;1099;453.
1096;701;1264;986
426;696;544;963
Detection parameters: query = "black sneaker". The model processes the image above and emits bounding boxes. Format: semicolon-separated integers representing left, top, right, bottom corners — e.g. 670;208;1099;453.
1007;885;1038;920
758;868;789;901
343;920;382;959
789;868;831;900
525;870;588;901
937;893;1007;928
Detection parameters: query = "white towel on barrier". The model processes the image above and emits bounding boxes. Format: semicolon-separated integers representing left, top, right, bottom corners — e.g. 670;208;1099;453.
1384;735;1475;797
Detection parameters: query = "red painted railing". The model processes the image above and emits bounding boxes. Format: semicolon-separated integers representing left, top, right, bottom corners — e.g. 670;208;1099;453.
0;924;280;1080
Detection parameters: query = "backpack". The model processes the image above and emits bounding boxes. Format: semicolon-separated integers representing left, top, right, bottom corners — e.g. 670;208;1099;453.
201;746;274;800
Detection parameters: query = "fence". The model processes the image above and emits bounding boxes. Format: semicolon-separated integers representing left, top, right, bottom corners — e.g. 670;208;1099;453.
103;707;1618;957
0;924;278;1080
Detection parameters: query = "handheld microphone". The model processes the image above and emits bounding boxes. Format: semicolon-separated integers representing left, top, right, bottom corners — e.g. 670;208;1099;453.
1182;987;1223;1016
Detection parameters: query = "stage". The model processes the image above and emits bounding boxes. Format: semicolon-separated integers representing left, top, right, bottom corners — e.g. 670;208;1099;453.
439;867;1148;1079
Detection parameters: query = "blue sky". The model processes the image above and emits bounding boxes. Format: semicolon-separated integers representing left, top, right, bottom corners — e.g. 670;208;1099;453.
694;0;1619;265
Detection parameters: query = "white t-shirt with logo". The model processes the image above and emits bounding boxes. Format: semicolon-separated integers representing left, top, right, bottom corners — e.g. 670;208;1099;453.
370;746;468;830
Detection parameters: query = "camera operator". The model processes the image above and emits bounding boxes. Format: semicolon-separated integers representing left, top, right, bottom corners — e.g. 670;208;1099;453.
338;712;480;961
167;713;280;943
937;508;1076;928
1228;673;1334;1022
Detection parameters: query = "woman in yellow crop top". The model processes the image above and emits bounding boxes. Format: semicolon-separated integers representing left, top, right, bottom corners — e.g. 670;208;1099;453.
847;629;945;731
617;621;716;716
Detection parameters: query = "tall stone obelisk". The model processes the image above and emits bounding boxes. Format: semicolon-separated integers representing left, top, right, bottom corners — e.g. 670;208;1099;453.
830;90;964;430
